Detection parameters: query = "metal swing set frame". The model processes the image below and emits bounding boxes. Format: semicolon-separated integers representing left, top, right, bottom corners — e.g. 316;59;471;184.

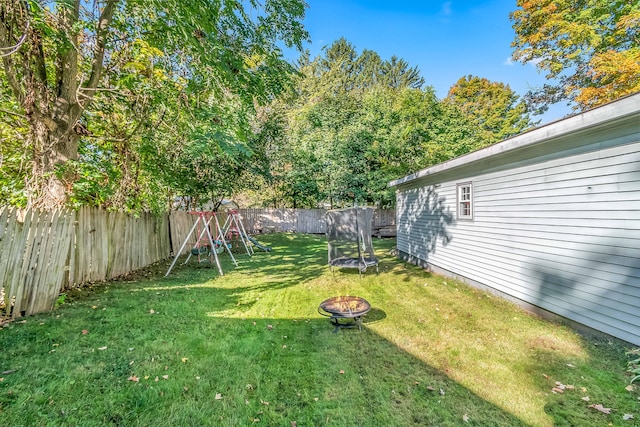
165;211;252;277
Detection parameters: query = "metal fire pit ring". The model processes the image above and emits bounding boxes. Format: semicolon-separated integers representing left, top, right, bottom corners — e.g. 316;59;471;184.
318;296;371;332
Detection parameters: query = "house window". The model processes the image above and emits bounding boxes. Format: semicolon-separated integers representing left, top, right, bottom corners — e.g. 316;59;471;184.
457;182;473;220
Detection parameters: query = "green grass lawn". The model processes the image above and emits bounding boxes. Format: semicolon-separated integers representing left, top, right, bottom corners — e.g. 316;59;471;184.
1;234;638;426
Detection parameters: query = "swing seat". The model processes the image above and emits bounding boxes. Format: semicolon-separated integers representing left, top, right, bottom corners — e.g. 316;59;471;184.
191;246;209;256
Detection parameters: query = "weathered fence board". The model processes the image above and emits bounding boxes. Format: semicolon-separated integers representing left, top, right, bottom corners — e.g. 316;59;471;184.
0;207;173;318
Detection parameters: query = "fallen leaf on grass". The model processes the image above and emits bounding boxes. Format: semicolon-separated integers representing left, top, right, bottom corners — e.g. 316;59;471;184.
439;389;445;396
623;414;634;420
81;330;89;335
427;386;435;391
128;375;139;382
149;309;155;314
181;358;188;363
2;370;17;375
625;385;634;392
463;414;469;422
551;387;564;394
260;400;270;405
291;422;297;427
582;396;590;402
215;393;223;400
162;375;169;380
588;404;611;414
339;370;345;374
98;346;107;351
267;325;273;330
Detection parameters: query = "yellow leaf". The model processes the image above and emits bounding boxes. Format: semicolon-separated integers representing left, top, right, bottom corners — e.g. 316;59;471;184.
181;358;188;363
128;375;139;382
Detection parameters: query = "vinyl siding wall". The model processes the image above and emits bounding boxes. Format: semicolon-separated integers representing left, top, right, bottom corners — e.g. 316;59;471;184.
396;138;640;345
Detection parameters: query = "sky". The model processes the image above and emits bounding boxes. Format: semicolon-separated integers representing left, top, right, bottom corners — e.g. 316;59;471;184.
284;0;573;124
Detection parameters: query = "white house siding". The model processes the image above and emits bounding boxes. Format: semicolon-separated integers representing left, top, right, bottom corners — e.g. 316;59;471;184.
395;102;640;345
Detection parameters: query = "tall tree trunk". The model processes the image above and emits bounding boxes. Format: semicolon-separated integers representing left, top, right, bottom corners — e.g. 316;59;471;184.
27;119;79;209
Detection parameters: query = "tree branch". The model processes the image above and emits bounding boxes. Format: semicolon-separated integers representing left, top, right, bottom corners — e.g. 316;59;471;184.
0;107;26;119
0;1;28;104
82;0;118;102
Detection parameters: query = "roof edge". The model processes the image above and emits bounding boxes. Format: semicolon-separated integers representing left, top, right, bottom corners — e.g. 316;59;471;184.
388;92;640;188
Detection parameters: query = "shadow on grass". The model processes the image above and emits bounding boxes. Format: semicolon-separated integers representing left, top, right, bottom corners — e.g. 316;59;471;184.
0;312;528;426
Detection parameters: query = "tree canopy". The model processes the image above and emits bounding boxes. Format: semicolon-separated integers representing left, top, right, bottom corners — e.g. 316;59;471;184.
0;0;307;210
247;40;516;209
511;0;640;110
445;75;534;144
2;3;548;212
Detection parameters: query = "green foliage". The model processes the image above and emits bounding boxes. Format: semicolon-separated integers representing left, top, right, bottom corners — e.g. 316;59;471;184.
445;75;536;143
0;0;308;211
54;293;66;308
249;40;491;209
628;348;640;384
0;70;29;207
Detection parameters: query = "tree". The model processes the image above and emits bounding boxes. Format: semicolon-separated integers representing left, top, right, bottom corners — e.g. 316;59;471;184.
0;0;307;209
445;75;535;143
510;0;640;110
250;39;484;209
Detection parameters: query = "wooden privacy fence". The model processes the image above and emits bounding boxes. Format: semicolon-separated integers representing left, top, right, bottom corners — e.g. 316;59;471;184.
1;207;395;317
0;207;169;318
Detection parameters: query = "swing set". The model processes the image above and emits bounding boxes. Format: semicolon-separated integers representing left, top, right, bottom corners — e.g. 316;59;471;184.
165;209;267;277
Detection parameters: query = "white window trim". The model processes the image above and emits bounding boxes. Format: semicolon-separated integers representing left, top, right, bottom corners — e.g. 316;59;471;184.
457;182;473;220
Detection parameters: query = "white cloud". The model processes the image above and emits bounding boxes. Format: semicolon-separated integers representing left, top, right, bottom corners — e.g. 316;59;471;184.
503;57;514;66
441;1;452;16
